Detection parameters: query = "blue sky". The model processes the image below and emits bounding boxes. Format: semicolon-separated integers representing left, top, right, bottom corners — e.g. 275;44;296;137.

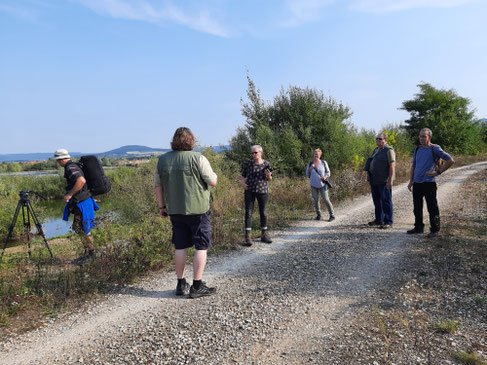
1;0;486;154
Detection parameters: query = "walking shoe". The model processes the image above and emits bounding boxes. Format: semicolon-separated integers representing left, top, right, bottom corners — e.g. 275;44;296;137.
368;221;382;226
189;282;216;299
261;230;272;244
242;232;252;247
315;215;321;221
71;254;88;265
175;279;190;296
328;216;335;222
407;228;424;234
380;224;392;229
426;231;438;238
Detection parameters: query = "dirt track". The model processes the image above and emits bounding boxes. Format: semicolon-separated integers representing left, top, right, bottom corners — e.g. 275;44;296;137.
1;162;486;365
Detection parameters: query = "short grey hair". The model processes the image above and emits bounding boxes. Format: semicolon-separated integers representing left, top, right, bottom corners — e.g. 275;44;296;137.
251;145;263;153
377;132;387;141
420;128;432;138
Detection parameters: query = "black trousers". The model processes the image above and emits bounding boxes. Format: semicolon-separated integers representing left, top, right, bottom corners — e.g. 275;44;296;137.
244;191;269;230
412;182;440;232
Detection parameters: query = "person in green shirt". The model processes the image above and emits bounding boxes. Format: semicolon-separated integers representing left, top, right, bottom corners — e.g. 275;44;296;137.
154;127;218;298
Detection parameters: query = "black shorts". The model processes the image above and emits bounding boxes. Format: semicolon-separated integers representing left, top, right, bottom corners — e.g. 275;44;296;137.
169;211;212;250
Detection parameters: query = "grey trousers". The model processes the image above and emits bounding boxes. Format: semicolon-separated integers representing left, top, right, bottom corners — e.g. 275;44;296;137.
311;186;335;217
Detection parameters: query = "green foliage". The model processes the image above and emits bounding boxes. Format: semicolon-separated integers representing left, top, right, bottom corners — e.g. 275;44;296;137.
381;123;415;157
473;295;486;305
401;82;486;154
452;351;487;365
23;158;60;171
432;319;459;334
0;174;65;237
229;75;370;175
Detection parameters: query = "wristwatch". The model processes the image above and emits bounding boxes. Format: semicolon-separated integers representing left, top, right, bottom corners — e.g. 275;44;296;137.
436;170;442;175
159;205;167;210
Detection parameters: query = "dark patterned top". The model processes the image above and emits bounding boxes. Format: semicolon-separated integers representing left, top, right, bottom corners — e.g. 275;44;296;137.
241;159;272;194
64;160;90;203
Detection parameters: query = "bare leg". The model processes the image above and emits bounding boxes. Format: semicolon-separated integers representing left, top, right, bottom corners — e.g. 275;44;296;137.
85;233;94;251
174;249;187;279
193;249;207;281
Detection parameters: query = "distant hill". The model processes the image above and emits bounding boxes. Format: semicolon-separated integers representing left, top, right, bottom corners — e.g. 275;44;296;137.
96;145;170;158
0;144;230;162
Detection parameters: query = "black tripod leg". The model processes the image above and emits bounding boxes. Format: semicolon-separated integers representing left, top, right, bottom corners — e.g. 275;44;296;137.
27;201;53;258
22;205;32;258
1;200;22;260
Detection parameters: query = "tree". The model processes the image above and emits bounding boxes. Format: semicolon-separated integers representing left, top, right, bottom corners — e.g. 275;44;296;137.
228;76;357;175
401;83;484;154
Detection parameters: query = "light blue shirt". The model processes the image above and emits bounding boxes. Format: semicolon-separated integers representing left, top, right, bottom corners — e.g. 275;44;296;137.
412;145;452;183
306;160;330;189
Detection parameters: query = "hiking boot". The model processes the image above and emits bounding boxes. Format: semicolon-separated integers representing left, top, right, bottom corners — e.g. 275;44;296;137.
242;231;252;247
407;228;424;234
261;230;272;244
175;279;190;296
368;221;382;226
426;231;438;239
189;282;216;299
72;255;89;266
328;216;335;222
315;215;321;221
380;223;392;229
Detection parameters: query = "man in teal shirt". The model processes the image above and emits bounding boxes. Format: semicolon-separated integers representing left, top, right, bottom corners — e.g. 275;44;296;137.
154;127;218;298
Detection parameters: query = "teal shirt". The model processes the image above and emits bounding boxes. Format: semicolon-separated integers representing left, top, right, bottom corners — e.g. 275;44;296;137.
156;151;215;215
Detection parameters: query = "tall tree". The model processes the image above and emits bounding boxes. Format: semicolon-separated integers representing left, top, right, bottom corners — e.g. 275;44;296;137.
228;76;356;175
401;83;483;154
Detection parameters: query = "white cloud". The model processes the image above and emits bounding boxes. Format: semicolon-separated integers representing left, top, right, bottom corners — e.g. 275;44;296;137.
0;2;38;21
350;0;477;13
279;0;335;27
73;0;230;37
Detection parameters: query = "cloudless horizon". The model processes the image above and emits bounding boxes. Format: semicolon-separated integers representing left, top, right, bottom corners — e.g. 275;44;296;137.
1;0;486;154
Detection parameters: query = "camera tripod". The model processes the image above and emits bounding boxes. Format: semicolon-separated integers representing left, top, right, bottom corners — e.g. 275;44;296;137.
1;191;53;260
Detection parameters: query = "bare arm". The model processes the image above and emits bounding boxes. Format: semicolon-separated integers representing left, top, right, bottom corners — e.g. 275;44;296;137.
239;175;248;190
154;185;168;218
441;158;455;172
64;176;86;202
407;165;415;192
426;158;455;177
386;161;395;190
266;169;272;182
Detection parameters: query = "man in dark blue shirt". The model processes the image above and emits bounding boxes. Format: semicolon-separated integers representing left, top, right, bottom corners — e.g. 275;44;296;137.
407;128;454;238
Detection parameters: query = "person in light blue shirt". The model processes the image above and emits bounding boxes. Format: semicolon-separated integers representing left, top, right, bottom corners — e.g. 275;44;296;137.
407;128;454;238
306;149;335;221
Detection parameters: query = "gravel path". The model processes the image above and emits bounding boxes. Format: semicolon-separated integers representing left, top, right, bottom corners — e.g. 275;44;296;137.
1;162;486;365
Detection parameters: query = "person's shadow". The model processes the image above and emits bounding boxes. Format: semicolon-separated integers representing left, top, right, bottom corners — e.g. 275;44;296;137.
103;286;184;299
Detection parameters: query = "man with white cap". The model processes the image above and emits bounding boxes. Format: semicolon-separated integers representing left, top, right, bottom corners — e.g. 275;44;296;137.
54;149;98;264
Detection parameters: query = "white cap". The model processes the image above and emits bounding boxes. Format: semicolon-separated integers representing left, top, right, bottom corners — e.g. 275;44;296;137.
54;148;71;160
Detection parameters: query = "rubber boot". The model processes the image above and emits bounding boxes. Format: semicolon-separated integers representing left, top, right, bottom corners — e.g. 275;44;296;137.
261;230;272;244
243;231;252;247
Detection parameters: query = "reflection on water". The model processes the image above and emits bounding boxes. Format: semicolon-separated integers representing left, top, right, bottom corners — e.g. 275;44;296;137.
42;215;73;238
5;198;120;248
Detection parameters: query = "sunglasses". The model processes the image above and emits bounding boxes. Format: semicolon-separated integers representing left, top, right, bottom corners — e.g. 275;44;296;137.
252;151;260;154
376;138;384;140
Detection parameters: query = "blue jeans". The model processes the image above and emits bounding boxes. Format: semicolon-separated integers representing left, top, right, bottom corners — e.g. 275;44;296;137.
370;183;393;225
